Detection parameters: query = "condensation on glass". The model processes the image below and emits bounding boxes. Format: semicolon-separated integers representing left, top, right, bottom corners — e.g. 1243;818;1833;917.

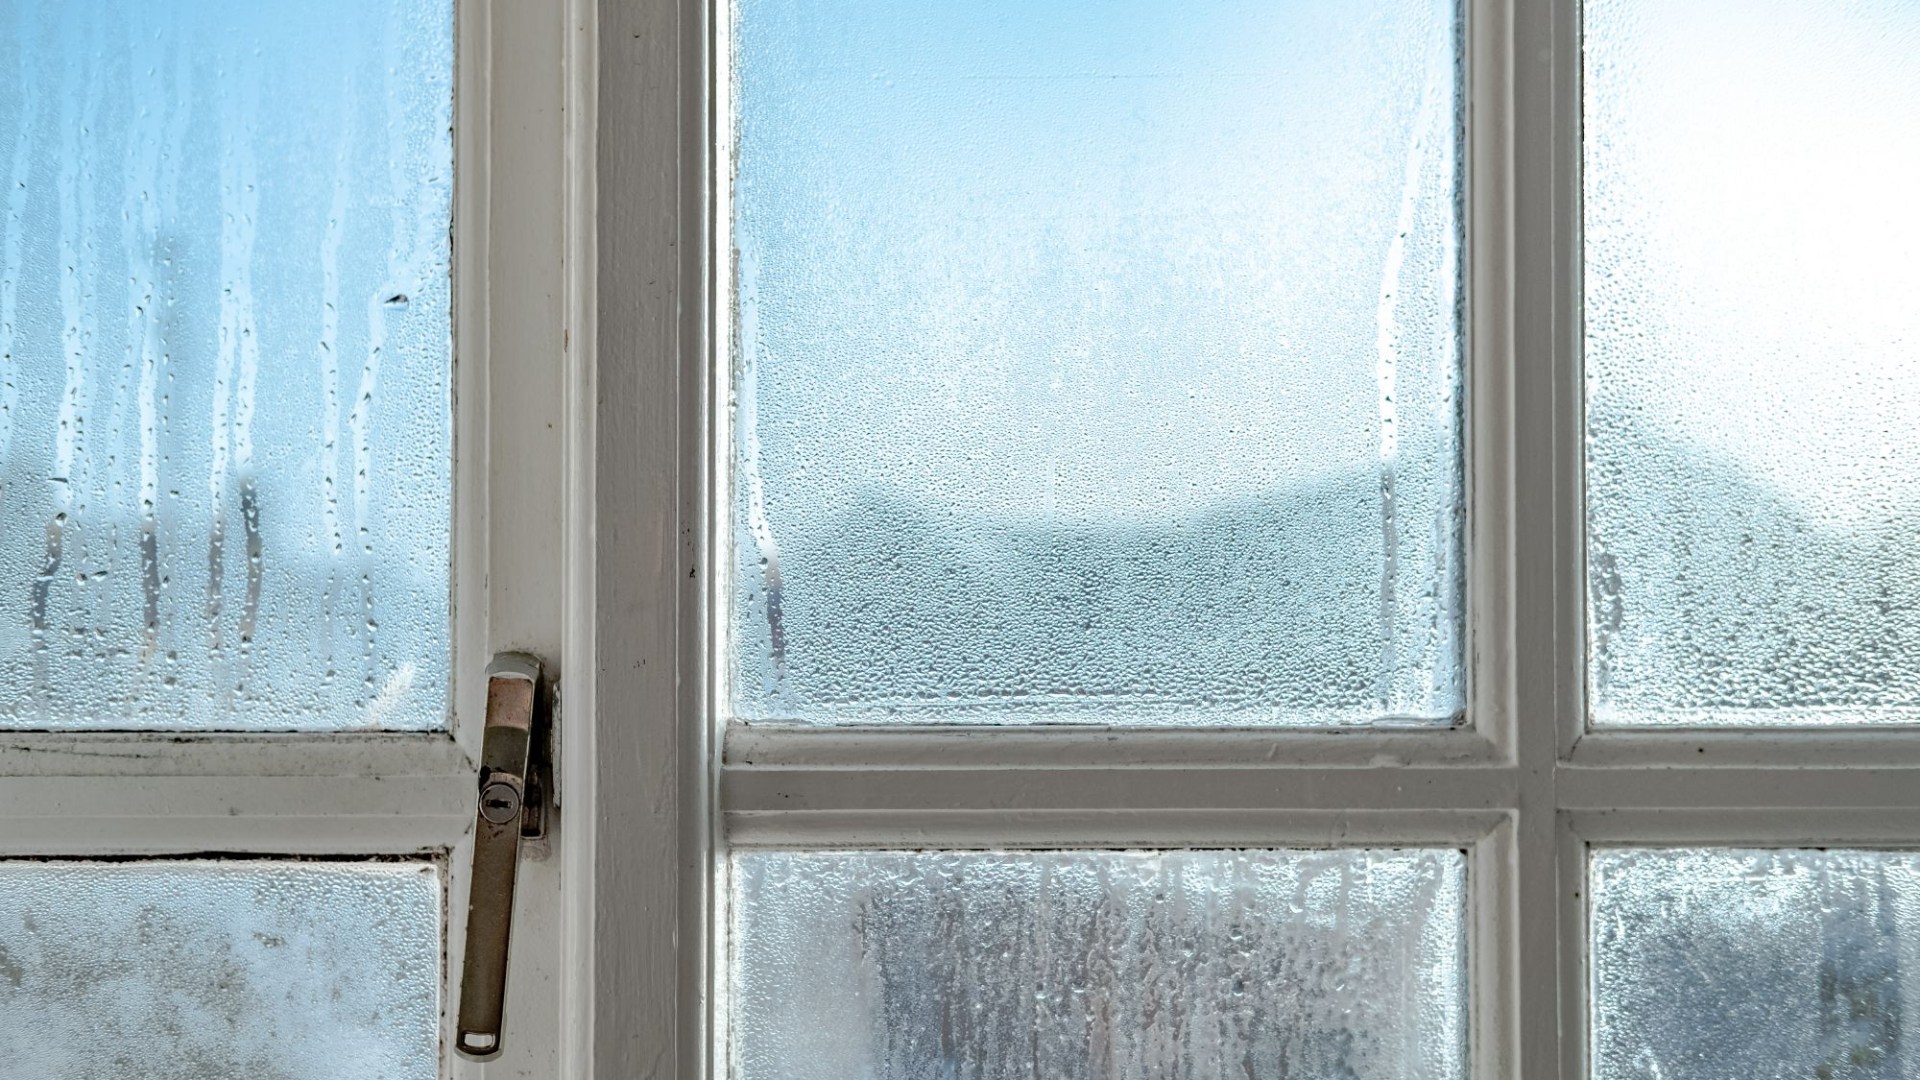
0;860;440;1080
1590;848;1920;1079
727;0;1465;727
1584;0;1920;727
729;849;1469;1079
0;1;453;730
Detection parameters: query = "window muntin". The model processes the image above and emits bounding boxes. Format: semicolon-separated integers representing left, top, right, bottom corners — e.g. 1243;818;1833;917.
0;0;455;731
0;0;581;1073
1582;0;1920;728
725;0;1466;728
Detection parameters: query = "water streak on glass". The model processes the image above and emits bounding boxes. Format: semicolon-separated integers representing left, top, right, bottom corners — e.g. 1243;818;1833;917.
1584;0;1920;727
1591;848;1920;1080
0;0;453;730
0;860;440;1080
729;849;1468;1079
729;0;1464;726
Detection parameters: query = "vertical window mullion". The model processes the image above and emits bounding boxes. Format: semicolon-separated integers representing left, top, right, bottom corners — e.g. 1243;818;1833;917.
1511;0;1585;1075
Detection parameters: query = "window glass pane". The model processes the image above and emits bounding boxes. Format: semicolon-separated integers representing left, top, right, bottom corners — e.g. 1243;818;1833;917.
1584;0;1920;727
729;849;1468;1078
0;0;453;730
1590;848;1920;1079
729;0;1464;727
0;860;441;1079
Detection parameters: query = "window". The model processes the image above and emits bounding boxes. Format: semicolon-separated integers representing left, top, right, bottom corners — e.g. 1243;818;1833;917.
598;0;1920;1077
1;1;589;1075
10;0;1917;1075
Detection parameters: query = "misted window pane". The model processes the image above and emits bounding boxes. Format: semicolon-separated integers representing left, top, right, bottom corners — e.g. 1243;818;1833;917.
1584;0;1920;727
0;1;453;730
0;861;440;1079
729;0;1464;726
729;850;1468;1079
1591;848;1920;1079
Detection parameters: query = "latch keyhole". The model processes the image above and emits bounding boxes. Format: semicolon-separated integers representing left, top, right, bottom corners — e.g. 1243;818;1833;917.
479;779;523;825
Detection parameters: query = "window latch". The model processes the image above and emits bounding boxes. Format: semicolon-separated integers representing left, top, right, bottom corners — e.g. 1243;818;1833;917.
456;652;550;1060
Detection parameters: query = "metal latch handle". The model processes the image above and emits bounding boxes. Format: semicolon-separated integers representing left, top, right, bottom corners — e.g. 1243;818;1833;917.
456;653;543;1060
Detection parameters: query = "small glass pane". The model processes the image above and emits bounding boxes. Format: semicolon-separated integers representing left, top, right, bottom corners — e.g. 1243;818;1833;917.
0;860;441;1079
1584;0;1920;727
729;849;1468;1079
729;0;1465;727
0;1;454;730
1591;848;1920;1079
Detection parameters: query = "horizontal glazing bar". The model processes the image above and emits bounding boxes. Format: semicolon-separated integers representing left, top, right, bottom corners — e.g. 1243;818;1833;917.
722;762;1920;819
1560;767;1920;811
722;765;1520;814
1570;730;1920;769
0;773;472;855
728;725;1502;769
725;807;1509;848
0;731;473;777
1567;808;1920;846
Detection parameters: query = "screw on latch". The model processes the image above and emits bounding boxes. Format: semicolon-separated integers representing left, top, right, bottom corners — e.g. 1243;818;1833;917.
479;779;523;825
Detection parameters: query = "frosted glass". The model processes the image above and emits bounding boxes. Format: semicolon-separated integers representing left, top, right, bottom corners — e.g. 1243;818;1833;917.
729;0;1464;726
0;860;440;1080
1584;0;1920;727
729;849;1468;1080
1590;848;1920;1079
0;1;453;729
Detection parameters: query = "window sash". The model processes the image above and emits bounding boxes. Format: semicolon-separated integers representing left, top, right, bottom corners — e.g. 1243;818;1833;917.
0;1;589;1075
591;0;1920;1078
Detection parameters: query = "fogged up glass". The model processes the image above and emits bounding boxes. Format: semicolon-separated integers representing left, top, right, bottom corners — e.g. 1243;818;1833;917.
0;860;441;1080
1590;848;1920;1080
0;1;453;730
1584;0;1920;727
730;849;1468;1080
729;0;1465;726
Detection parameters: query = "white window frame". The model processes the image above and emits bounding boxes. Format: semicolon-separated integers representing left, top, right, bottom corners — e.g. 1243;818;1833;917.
0;2;597;1075
588;0;1920;1077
